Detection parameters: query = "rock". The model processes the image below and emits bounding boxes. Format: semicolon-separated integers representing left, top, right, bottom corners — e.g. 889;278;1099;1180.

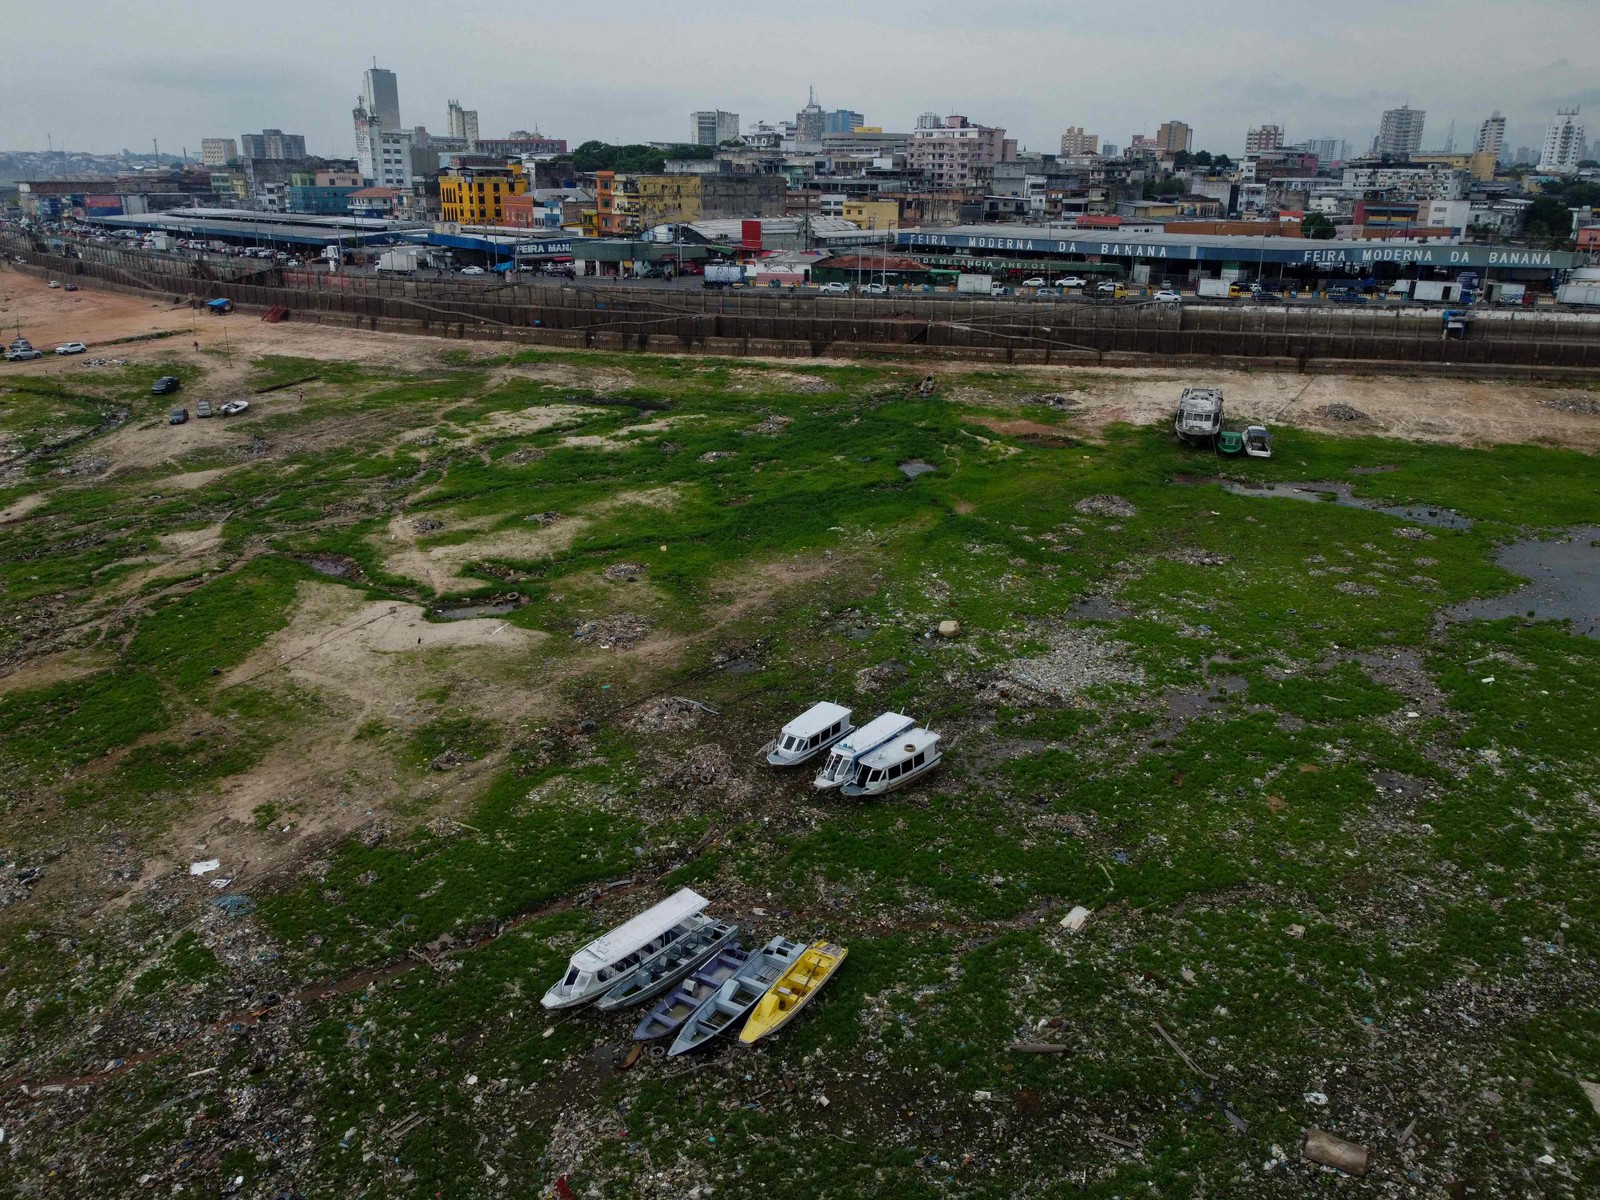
1301;1127;1367;1175
937;620;961;639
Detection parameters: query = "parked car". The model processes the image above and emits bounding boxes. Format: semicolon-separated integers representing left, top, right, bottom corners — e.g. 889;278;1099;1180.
219;399;250;416
1020;277;1047;288
47;280;61;289
64;282;79;291
168;407;189;425
1055;276;1088;288
5;348;44;362
989;283;1008;296
1329;290;1367;304
1152;290;1182;303
861;282;888;295
151;375;181;395
459;266;486;276
196;400;213;418
818;282;851;294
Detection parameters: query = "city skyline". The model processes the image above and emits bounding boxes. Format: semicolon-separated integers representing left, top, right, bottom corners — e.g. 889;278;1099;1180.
2;0;1597;160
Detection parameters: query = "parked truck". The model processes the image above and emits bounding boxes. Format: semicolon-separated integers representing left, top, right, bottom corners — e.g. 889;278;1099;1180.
1557;283;1600;307
702;262;745;288
1196;278;1234;299
956;272;994;295
376;247;429;274
1411;280;1463;304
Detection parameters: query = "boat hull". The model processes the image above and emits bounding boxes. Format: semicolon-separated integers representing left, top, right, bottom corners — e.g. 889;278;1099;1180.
596;921;739;1012
668;937;806;1056
634;946;749;1040
738;941;847;1044
765;727;851;768
838;755;941;798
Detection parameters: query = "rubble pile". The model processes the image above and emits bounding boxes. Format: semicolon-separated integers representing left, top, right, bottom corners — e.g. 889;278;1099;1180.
1316;403;1369;422
1073;494;1138;519
573;614;653;647
601;562;648;582
984;624;1145;704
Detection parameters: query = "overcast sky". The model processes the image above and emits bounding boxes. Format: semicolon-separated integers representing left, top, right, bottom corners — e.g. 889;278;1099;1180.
3;0;1597;160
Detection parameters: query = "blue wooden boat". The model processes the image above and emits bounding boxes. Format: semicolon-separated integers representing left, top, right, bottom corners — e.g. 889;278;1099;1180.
667;935;806;1056
633;944;749;1040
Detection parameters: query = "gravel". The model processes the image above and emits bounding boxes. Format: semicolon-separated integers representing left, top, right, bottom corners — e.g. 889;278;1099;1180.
1540;394;1600;415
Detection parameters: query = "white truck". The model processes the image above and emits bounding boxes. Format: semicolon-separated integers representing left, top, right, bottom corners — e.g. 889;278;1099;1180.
956;272;994;295
376;247;429;274
702;262;744;288
1196;278;1233;298
1557;283;1600;306
1411;280;1462;304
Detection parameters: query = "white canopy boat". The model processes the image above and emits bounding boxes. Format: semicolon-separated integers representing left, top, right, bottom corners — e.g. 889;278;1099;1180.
813;711;916;791
838;726;941;798
765;701;853;767
541;888;709;1010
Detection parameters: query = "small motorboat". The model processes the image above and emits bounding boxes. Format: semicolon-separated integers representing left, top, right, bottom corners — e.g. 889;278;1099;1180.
813;711;916;791
838;726;941;798
596;918;739;1011
668;936;806;1056
541;888;710;1010
1243;425;1273;458
739;940;848;1044
634;944;750;1040
1174;386;1224;446
766;701;853;767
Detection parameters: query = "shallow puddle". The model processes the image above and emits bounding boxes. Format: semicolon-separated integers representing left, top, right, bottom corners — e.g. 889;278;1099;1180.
1176;477;1473;529
1446;526;1600;637
432;600;526;621
899;459;937;479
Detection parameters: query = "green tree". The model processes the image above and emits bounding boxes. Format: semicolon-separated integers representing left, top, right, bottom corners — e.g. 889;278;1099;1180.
1213;153;1233;170
1578;159;1599;169
1301;212;1337;240
1172;150;1193;168
1523;194;1575;241
1193;150;1214;167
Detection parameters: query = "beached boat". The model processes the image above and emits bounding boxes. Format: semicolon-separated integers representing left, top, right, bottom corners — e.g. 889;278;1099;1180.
765;702;854;767
813;711;916;791
1243;425;1273;458
667;936;806;1056
596;917;739;1011
738;940;848;1044
541;888;710;1010
838;726;941;798
1174;386;1224;446
633;944;750;1040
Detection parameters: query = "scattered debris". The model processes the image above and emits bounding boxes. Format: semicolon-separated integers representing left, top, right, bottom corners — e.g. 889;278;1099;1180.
524;510;561;524
601;561;648;582
1302;1127;1369;1176
698;450;736;462
1073;494;1138;518
1393;526;1435;541
1008;1042;1074;1054
1316;403;1370;422
1153;1021;1216;1081
899;459;937;479
189;859;221;876
1540;394;1600;415
573;614;652;647
1304;1090;1328;1105
627;696;719;733
853;661;906;694
412;516;445;534
746;414;792;437
1059;905;1092;932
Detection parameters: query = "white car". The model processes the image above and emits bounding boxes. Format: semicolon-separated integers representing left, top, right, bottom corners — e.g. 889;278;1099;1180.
861;282;888;295
1152;290;1182;303
1021;277;1046;288
818;282;851;294
459;266;486;275
1055;276;1088;288
47;280;61;289
55;341;88;355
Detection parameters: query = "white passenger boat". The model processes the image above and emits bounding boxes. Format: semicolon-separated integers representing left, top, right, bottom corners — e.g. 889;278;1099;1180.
838;726;941;798
1174;386;1224;446
541;888;710;1009
765;702;853;767
813;711;916;790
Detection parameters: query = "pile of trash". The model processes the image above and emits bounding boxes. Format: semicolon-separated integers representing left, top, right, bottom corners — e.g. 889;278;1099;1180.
983;624;1145;705
661;744;749;798
745;414;792;437
1020;392;1077;410
524;510;561;525
506;447;547;465
1316;403;1369;422
1540;394;1600;415
1073;494;1139;519
573;614;652;647
601;562;648;582
627;696;716;733
412;516;445;534
699;450;736;462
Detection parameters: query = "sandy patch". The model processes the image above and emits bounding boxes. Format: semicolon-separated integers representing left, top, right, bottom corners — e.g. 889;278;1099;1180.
154;467;232;491
158;522;226;556
472;402;606;439
0;492;48;524
496;361;639;392
0;649;113;695
376;486;681;593
559;415;699;450
728;369;839;394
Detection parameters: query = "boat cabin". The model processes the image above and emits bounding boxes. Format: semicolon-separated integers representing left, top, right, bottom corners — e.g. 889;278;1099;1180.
814;711;916;790
766;701;853;767
839;727;941;798
1175;387;1224;443
1243;425;1273;458
542;888;709;1009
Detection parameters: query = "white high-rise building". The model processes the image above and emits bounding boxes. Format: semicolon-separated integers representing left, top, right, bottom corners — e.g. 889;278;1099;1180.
362;64;401;131
1474;111;1506;160
916;112;943;130
1059;126;1099;156
200;138;237;166
1538;109;1585;174
690;110;740;146
1376;105;1426;157
447;100;479;144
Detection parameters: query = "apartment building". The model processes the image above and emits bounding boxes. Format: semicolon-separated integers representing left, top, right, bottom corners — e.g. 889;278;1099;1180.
908;115;1014;188
1245;125;1283;154
1375;105;1426;156
439;161;527;224
1539;109;1585;174
1155;120;1192;155
200;138;237;167
1058;126;1098;156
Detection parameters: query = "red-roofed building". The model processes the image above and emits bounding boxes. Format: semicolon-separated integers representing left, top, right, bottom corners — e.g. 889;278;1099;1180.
346;186;406;218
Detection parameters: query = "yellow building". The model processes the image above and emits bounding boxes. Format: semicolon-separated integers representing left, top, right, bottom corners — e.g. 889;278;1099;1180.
1409;151;1498;181
439;161;527;224
842;198;901;232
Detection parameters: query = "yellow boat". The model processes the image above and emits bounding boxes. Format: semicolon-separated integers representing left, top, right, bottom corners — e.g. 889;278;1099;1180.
738;940;847;1044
